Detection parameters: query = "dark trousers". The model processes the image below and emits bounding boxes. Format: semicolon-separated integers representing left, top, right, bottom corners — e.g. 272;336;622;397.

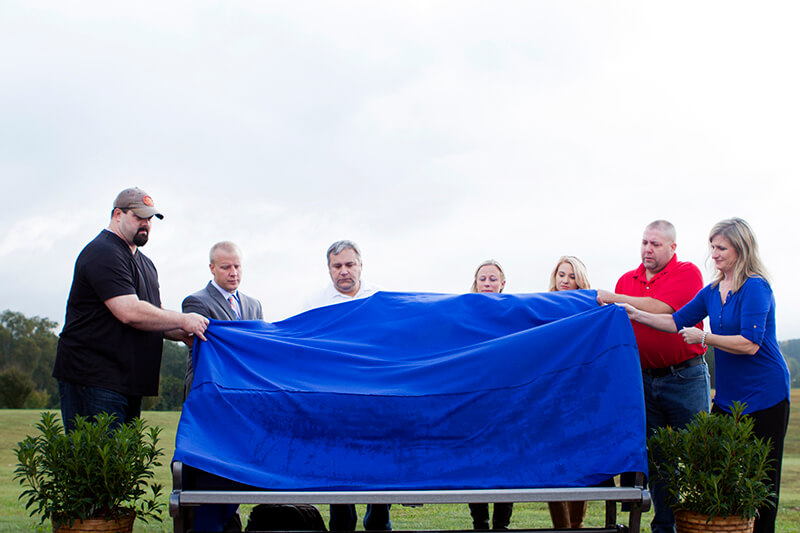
183;466;259;532
58;380;141;432
467;503;513;530
329;504;391;531
712;399;790;533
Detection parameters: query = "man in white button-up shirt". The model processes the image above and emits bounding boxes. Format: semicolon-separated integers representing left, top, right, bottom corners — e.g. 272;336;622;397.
305;240;380;310
305;240;390;531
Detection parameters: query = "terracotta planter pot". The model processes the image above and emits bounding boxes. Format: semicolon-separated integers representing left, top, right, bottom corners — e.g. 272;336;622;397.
675;510;754;533
52;512;134;533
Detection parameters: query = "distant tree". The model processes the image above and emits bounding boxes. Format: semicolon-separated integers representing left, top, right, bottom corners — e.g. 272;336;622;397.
779;339;800;388
152;375;184;411
0;366;35;408
143;340;187;411
0;310;59;408
0;311;194;411
161;340;187;383
24;388;51;409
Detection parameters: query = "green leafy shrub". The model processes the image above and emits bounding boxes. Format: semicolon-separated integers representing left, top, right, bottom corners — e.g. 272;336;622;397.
647;401;774;520
13;411;165;529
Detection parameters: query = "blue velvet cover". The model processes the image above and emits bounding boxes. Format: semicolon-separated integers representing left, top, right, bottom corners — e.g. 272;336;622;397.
174;290;647;490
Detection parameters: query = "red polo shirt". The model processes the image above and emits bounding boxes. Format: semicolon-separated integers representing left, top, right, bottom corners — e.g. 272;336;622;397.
615;254;704;369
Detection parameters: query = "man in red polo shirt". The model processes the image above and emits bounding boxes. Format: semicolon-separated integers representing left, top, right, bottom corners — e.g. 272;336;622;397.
597;219;710;533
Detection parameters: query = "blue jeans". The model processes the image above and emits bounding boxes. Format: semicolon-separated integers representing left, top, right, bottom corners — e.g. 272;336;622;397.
329;504;391;531
58;381;141;432
642;362;710;533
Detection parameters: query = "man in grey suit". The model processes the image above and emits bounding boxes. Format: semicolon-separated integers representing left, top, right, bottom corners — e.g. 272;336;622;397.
181;241;263;532
182;241;263;395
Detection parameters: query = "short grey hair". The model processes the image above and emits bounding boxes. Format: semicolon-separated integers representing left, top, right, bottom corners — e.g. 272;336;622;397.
645;220;676;242
209;241;242;264
326;240;361;265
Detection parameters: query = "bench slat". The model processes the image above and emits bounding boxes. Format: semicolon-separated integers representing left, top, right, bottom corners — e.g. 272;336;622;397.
173;487;648;505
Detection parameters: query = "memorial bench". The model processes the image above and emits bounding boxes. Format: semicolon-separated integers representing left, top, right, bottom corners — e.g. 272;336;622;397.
170;462;651;533
173;297;651;533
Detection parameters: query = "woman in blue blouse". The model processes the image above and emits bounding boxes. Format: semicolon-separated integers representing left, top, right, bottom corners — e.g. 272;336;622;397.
621;218;790;533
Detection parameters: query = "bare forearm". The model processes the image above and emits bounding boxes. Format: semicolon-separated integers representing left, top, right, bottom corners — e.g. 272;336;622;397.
620;303;678;333
707;333;758;354
686;330;758;354
109;298;185;330
597;291;675;314
105;294;208;339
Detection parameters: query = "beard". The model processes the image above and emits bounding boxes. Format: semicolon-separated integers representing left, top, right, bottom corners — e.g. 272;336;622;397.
133;230;149;247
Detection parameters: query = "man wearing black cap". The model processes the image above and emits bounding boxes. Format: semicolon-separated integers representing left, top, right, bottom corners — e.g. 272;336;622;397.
53;187;209;431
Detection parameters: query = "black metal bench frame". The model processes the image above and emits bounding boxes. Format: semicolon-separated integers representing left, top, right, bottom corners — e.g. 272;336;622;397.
170;462;650;533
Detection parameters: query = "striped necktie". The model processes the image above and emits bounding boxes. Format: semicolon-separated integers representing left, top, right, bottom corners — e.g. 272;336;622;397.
228;295;241;320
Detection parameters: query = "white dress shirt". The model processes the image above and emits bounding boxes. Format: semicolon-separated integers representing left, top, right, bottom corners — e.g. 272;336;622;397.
303;280;380;311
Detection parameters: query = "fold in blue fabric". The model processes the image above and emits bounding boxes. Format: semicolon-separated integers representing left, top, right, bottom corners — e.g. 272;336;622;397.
174;290;647;491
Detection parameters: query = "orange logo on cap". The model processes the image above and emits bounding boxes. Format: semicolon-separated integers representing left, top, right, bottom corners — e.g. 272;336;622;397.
142;195;155;207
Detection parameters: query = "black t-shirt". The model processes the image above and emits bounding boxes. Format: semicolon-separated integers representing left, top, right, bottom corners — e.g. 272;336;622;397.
54;230;164;396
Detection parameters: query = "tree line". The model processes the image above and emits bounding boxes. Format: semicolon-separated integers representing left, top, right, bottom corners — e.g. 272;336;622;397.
1;309;799;410
0;310;185;410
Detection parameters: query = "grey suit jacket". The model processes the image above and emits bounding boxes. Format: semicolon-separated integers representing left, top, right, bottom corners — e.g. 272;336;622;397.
182;281;264;395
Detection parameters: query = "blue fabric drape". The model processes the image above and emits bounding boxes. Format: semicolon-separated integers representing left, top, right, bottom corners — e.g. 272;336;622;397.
174;290;647;490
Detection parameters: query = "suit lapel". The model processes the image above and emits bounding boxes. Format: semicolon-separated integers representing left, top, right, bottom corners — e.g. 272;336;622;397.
206;283;237;320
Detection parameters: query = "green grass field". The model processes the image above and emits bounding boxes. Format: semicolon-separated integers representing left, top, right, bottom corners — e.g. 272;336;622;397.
2;391;799;532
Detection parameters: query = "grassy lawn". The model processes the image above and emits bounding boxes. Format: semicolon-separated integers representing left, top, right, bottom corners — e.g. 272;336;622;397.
2;390;799;532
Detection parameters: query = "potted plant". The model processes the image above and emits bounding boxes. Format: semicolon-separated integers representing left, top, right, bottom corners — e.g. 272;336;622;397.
13;411;165;532
647;401;774;533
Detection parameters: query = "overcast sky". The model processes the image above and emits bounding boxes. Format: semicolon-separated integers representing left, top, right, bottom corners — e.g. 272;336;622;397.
2;1;799;340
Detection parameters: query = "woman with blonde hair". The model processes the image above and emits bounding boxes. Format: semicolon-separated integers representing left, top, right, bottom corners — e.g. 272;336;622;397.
546;255;592;529
470;259;506;294
621;218;790;533
467;259;513;530
548;256;590;292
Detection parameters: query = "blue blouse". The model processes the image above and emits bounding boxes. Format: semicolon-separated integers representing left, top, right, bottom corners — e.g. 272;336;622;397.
672;276;790;414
